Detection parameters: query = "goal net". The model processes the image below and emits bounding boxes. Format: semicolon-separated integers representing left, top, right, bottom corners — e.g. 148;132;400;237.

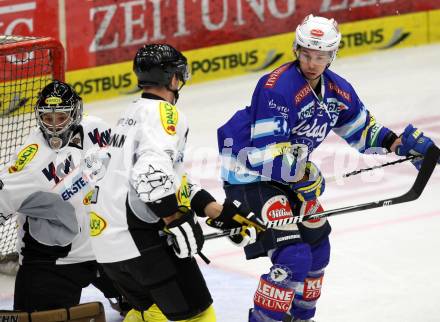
0;35;65;269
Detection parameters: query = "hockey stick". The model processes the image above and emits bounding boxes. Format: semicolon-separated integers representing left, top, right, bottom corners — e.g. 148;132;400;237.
204;146;439;241
0;96;29;118
326;155;418;183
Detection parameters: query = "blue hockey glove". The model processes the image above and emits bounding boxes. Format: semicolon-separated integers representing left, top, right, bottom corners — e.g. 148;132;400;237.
290;161;325;202
395;124;439;170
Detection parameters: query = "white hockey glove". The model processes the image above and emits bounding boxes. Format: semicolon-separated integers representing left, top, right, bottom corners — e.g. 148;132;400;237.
165;209;204;258
83;148;111;182
206;199;263;247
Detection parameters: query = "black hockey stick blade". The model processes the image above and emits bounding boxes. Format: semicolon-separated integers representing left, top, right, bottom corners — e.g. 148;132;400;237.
205;145;440;241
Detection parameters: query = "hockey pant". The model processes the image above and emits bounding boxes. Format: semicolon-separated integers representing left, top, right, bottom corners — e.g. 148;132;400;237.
250;237;330;322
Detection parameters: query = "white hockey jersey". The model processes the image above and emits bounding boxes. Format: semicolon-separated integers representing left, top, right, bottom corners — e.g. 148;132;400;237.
87;94;190;263
0;115;111;265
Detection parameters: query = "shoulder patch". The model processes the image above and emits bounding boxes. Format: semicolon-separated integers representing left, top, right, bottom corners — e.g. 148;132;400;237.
89;211;107;236
8;144;39;173
159;101;178;135
328;82;351;102
264;63;291;89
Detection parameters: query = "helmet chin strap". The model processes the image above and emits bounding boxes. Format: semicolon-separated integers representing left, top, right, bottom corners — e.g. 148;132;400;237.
166;81;185;104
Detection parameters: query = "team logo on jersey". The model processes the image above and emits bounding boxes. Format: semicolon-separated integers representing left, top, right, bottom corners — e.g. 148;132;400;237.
159;102;178;135
89;211;107;236
8;144;39;173
261;195;294;223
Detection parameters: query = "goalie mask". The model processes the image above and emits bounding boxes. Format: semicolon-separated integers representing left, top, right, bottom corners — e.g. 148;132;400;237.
133;43;190;102
35;80;83;150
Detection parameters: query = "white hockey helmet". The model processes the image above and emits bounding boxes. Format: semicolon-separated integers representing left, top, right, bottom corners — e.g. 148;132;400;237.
294;14;342;64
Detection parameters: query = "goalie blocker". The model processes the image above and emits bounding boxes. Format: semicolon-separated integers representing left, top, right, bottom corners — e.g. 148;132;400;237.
0;302;105;322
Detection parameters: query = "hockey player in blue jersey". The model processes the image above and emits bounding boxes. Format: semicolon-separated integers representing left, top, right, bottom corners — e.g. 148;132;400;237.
207;14;439;322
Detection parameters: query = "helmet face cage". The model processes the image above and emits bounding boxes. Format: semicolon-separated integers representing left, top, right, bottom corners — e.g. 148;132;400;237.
35;81;83;149
294;14;342;64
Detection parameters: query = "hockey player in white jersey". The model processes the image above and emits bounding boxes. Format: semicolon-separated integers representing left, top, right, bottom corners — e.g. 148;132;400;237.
0;81;127;315
86;44;259;322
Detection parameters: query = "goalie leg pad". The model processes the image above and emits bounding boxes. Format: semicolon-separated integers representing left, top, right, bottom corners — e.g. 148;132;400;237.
0;302;106;322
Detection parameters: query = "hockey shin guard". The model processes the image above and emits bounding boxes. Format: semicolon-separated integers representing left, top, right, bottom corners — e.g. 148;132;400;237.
250;243;312;322
290;237;330;321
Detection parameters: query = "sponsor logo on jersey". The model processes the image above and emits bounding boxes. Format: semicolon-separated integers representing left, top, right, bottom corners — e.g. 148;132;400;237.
297;101;315;119
328;82;351;102
116;117;137;127
176;175;191;208
88;128;111;147
90;211;107;236
264;63;291;89
268;99;289;119
254;278;294;313
294;84;312;105
291;119;329;142
108;133;126;148
299;199;327;229
61;174;88;201
83;188;99;205
44;96;63;105
261;195;294;223
8;144;39;173
160;102;178;135
303;276;323;300
42;154;77;184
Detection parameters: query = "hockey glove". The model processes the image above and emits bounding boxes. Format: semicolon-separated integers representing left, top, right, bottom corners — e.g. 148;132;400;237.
395;124;440;170
290;161;325;202
206;199;264;247
165;209;204;259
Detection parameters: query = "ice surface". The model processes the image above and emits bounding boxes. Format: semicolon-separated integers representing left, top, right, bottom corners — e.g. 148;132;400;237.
1;44;439;322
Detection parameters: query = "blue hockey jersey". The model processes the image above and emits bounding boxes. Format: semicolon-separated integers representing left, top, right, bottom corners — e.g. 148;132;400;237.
218;61;393;184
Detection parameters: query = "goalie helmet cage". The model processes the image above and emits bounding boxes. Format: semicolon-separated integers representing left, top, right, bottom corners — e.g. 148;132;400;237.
0;35;65;258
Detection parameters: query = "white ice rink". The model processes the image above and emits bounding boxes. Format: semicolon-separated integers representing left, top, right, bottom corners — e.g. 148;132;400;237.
1;44;440;322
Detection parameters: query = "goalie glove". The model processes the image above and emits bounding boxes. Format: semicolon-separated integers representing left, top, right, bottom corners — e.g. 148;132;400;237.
206;199;264;247
165;208;204;258
290;161;325;202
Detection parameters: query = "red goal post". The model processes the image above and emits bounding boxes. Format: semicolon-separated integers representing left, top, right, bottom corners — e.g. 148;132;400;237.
0;35;65;264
